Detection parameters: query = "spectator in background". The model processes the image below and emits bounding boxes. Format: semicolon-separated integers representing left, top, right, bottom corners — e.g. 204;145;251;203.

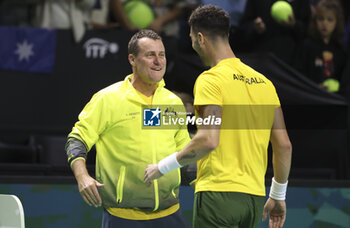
108;0;189;38
90;0;138;30
107;0;195;65
310;0;349;51
200;0;247;28
35;0;98;42
311;0;349;20
296;0;347;93
238;0;311;66
199;0;248;51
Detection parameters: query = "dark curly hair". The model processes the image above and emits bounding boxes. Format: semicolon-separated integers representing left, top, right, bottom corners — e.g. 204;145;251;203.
188;5;230;40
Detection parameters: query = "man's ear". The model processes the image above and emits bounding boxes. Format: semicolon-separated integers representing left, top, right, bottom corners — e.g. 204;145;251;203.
128;54;135;66
198;32;205;46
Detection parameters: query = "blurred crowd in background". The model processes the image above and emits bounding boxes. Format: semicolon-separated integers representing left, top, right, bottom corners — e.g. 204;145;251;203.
0;0;349;94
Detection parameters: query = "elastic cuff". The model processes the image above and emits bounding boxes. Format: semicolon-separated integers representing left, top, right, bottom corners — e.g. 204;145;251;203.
158;152;182;175
69;156;86;168
269;177;288;200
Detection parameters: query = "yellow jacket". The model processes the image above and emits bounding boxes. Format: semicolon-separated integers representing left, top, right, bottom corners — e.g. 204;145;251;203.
68;75;190;211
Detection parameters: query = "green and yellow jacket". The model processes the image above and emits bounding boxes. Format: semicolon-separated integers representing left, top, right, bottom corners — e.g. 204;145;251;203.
68;75;190;211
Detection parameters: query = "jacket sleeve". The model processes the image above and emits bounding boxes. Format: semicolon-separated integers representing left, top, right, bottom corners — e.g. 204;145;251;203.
68;91;111;151
65;137;87;167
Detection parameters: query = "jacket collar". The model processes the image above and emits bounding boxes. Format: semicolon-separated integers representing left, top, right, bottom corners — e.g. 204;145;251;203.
121;74;166;104
123;74;165;91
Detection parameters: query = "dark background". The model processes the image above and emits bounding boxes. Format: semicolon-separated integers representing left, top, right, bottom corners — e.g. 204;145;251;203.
0;29;349;179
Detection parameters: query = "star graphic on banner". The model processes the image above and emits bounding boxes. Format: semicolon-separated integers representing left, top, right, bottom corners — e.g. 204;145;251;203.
151;107;161;120
14;40;34;62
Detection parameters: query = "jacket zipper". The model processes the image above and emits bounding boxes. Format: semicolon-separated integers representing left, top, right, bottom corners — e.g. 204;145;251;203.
151;123;160;211
116;165;126;203
151;93;160;211
171;168;181;198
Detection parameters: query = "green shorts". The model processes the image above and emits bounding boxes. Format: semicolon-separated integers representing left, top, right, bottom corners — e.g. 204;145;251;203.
193;191;265;228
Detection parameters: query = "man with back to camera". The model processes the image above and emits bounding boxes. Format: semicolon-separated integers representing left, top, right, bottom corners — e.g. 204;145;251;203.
144;5;292;228
65;29;191;228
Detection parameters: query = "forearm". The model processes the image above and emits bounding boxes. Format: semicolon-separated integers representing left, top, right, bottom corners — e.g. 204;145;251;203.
268;107;292;201
155;129;218;176
71;155;104;207
72;159;90;181
175;105;221;167
153;105;221;177
270;107;292;183
176;130;217;166
271;133;292;183
66;137;90;182
269;145;291;201
109;0;135;29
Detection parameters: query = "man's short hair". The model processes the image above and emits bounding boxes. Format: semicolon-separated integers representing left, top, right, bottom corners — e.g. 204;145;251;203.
128;30;162;56
188;5;230;39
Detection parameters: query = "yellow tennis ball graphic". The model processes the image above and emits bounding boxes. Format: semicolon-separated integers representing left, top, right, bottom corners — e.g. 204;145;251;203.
323;78;340;92
125;1;155;29
271;1;293;23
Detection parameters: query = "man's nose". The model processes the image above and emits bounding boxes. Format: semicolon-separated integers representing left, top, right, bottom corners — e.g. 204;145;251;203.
154;56;161;64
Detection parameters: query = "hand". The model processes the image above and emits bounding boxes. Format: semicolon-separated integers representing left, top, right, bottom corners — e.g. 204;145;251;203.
287;14;296;26
319;83;328;90
280;14;296;27
253;17;266;34
77;174;104;207
262;198;286;228
148;18;163;34
144;164;163;186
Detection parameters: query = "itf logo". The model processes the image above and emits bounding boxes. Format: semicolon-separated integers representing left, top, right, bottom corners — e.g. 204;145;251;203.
83;38;119;58
143;107;161;126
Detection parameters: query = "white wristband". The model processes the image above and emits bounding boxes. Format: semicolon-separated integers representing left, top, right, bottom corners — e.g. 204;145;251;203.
158;152;182;175
269;177;288;200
